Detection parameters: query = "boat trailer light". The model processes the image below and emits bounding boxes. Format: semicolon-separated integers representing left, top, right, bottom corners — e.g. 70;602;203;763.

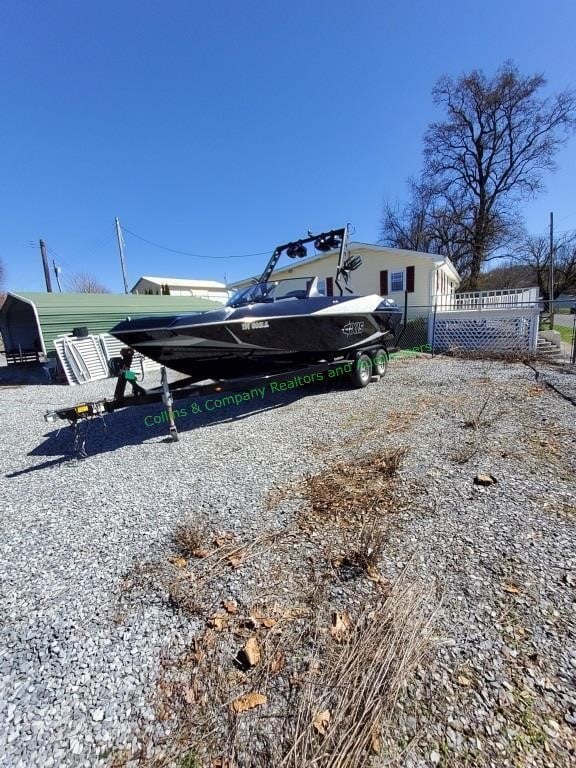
44;401;107;424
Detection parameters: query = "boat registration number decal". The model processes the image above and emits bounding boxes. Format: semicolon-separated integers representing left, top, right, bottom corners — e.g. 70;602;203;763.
342;321;365;337
241;321;269;330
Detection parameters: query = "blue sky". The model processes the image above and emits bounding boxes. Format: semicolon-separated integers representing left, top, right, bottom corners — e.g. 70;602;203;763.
1;0;575;293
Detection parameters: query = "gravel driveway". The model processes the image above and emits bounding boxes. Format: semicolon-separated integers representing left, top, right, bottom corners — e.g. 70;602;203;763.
1;357;575;767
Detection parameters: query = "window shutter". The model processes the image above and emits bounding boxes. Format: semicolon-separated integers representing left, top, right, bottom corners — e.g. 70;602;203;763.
326;277;333;297
380;270;388;296
406;266;415;293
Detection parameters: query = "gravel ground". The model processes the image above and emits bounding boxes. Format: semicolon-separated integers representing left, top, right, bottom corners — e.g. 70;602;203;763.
0;357;575;767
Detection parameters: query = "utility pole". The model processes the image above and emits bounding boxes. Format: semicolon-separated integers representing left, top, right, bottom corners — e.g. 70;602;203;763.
549;212;554;330
39;239;53;292
115;217;129;294
52;260;62;292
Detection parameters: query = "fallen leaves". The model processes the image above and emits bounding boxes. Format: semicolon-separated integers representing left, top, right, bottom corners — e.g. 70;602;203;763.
168;555;187;568
330;611;353;641
231;692;267;713
251;602;307;627
223;600;238;614
226;550;245;568
370;730;382;754
366;564;383;583
242;637;261;667
312;709;331;735
208;613;229;631
270;651;285;675
473;473;497;486
214;532;235;547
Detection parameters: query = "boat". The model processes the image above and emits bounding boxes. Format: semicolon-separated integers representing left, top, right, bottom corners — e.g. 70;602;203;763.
111;227;402;381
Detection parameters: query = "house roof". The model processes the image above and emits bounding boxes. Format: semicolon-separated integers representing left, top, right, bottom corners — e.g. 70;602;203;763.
229;242;461;288
133;276;227;290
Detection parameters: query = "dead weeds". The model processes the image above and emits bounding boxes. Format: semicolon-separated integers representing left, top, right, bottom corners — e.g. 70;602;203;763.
114;446;439;768
298;447;406;531
128;577;436;768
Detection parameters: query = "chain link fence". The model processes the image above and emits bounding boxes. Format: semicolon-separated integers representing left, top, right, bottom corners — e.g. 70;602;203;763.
390;291;576;364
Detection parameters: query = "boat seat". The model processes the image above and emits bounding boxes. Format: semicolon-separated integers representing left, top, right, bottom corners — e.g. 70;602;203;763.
283;290;307;299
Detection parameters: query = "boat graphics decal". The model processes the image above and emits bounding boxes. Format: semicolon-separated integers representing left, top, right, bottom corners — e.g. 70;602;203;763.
241;320;270;330
342;320;365;337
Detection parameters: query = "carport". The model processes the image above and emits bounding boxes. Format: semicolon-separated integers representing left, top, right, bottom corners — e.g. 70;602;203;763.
0;292;220;364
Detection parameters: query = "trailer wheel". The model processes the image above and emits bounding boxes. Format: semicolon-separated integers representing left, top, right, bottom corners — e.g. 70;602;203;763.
371;347;388;377
350;353;372;388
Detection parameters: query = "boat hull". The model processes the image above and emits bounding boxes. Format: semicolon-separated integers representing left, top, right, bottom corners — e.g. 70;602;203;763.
111;296;402;380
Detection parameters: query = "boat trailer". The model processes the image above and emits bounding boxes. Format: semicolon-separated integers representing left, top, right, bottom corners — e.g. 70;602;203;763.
44;347;393;457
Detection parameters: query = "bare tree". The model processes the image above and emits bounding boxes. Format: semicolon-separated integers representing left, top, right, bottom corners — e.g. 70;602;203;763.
382;62;576;288
381;180;519;281
382;179;480;265
513;231;576;301
67;272;111;294
425;62;575;286
382;180;456;253
477;262;534;291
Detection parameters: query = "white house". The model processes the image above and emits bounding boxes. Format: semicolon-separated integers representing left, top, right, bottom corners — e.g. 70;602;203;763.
131;276;230;304
228;241;545;357
229;242;460;317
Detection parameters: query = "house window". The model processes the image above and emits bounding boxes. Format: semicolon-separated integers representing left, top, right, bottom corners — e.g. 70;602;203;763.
317;279;326;295
326;277;333;297
390;271;404;292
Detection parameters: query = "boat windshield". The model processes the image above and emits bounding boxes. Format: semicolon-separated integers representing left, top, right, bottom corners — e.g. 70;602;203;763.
227;277;320;308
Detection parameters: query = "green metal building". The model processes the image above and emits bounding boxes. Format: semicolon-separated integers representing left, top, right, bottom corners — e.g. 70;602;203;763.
0;292;221;361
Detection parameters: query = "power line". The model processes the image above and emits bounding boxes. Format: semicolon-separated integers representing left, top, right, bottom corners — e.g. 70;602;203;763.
121;225;272;260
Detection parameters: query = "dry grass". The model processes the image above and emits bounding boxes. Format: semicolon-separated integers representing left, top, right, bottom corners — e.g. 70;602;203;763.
540;500;576;519
519;424;574;481
461;396;491;430
280;579;437;768
450;439;481;465
298;448;406;531
124;576;437;768
331;521;388;580
112;445;439;768
172;523;206;558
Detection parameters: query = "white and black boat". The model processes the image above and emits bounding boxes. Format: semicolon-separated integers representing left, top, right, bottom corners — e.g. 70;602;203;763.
111;227;402;380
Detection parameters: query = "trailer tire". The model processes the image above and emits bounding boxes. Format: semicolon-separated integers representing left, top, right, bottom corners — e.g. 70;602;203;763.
371;347;388;377
350;353;372;388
